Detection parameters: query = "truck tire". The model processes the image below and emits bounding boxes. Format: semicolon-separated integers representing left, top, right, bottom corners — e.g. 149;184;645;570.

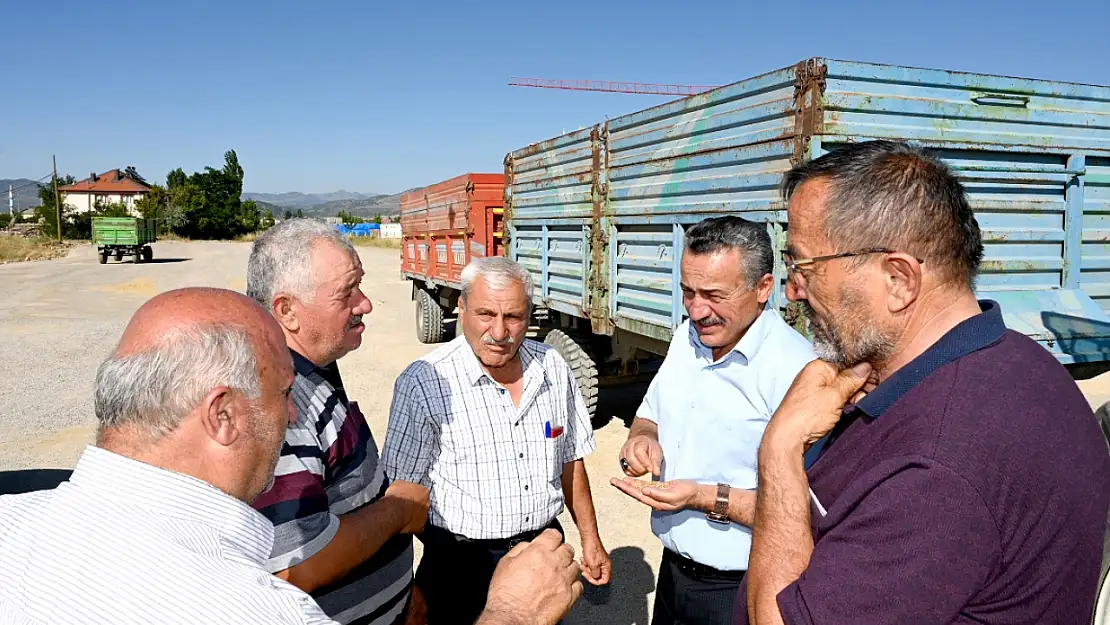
544;329;599;419
114;250;123;262
142;246;153;262
416;289;445;344
132;249;141;264
98;252;107;264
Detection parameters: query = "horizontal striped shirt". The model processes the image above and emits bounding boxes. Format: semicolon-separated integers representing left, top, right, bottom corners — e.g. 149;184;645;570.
0;445;337;624
252;350;414;625
383;336;596;540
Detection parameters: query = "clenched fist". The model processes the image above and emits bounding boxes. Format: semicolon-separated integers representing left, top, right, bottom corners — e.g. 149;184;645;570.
619;434;663;478
384;480;430;535
481;529;583;625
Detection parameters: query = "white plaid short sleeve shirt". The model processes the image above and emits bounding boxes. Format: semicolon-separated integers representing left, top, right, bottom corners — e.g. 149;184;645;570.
382;336;596;540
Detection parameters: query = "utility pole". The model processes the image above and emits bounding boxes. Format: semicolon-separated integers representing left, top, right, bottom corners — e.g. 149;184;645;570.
8;184;12;220
52;155;61;242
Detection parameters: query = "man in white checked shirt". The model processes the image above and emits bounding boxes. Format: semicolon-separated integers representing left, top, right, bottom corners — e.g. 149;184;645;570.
383;256;611;625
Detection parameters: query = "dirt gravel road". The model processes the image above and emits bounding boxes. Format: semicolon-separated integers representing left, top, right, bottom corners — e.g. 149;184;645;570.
0;241;661;624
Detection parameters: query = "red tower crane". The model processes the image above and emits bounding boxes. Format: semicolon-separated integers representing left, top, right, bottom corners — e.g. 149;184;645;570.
508;77;719;96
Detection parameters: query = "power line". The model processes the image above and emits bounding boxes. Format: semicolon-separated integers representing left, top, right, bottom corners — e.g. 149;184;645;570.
7;173;53;194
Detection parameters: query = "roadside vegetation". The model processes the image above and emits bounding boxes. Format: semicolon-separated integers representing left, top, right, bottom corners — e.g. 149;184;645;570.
0;237;69;264
350;236;401;249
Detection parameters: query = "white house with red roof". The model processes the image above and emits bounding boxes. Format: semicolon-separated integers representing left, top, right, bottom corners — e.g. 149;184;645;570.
58;168;153;215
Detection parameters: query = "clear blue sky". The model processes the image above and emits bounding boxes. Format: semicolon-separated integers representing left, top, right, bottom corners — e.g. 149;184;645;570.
4;0;1110;194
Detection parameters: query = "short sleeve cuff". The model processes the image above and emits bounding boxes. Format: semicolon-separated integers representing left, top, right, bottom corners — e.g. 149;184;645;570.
265;513;340;573
564;433;598;463
776;582;815;625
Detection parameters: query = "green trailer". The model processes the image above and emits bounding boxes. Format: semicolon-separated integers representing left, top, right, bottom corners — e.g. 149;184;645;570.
92;216;157;264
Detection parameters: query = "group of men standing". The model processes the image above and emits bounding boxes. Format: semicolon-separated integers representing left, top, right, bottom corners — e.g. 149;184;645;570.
1;139;1108;625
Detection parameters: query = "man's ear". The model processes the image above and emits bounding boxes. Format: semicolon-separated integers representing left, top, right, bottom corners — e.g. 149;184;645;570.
884;253;922;313
272;294;300;333
458;297;467;315
755;273;775;305
199;386;244;447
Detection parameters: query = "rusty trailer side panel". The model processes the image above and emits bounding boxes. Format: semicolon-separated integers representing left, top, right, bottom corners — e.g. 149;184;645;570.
401;173;505;290
505;58;1110;365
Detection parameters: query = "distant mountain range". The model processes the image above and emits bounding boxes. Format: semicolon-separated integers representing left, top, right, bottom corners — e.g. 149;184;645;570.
1;178;415;220
0;178;46;214
243;189;416;219
242;190;376;209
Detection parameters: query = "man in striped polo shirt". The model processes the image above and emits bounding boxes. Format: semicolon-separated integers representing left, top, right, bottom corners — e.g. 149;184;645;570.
247;219;431;625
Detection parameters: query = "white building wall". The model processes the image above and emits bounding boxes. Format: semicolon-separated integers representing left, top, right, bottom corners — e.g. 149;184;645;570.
61;192;145;216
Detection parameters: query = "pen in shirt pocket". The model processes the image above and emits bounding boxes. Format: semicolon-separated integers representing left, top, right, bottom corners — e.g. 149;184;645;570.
544;421;564;438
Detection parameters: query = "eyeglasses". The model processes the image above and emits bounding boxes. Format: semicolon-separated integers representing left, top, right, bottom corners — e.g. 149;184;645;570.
781;248;924;280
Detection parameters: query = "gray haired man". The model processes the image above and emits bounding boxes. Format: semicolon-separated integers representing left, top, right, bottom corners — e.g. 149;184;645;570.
246;218;430;625
382;256;611;625
611;216;816;625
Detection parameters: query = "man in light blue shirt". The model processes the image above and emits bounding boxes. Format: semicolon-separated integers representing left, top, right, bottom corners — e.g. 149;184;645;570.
611;215;816;625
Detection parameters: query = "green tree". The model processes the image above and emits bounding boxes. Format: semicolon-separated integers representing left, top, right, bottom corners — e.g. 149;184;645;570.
295;208;304;219
373;213;383;225
169;150;261;239
238;199;261;233
338;210;364;225
0;214;10;229
34;175;76;238
260;209;276;230
283;209;293;220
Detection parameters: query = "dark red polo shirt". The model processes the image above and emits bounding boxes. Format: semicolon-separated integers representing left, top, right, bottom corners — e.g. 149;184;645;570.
733;301;1110;624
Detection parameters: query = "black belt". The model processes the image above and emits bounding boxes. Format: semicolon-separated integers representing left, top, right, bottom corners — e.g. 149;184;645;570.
421;519;564;552
663;548;746;582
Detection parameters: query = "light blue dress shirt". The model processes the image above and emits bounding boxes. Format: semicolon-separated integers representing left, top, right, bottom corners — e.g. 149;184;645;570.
637;305;817;571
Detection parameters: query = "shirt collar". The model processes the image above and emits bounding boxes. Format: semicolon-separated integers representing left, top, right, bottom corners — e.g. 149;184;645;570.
290;348;342;388
856;299;1007;418
690;304;776;365
68;445;275;565
459;337;545;388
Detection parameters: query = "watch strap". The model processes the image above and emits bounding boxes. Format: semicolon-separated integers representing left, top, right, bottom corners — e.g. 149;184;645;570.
714;483;730;516
706;483;730;523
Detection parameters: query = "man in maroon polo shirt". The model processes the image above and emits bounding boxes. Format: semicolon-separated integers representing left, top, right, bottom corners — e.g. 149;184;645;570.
734;140;1110;625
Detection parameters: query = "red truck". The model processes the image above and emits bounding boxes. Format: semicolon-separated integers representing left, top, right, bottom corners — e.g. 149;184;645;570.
400;173;505;343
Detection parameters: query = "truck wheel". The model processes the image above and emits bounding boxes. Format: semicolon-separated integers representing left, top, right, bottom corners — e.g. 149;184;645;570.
98;252;108;265
544;329;599;419
114;251;123;262
142;246;153;262
132;248;141;264
416;289;445;344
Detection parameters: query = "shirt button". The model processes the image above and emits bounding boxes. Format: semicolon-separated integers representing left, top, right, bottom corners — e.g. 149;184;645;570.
524;485;529;491
499;388;505;394
519;453;524;459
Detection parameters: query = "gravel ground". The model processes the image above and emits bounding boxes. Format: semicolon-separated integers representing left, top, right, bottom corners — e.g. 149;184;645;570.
3;240;1110;625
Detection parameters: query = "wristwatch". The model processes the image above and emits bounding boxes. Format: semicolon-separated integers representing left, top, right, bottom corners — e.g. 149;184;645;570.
706;483;730;524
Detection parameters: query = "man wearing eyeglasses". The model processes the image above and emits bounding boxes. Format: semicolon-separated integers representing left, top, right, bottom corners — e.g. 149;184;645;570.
735;140;1110;625
610;215;816;625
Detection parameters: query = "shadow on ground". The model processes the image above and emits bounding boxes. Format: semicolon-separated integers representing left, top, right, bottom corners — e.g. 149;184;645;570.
568;545;656;625
594;381;652;430
142;258;191;264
